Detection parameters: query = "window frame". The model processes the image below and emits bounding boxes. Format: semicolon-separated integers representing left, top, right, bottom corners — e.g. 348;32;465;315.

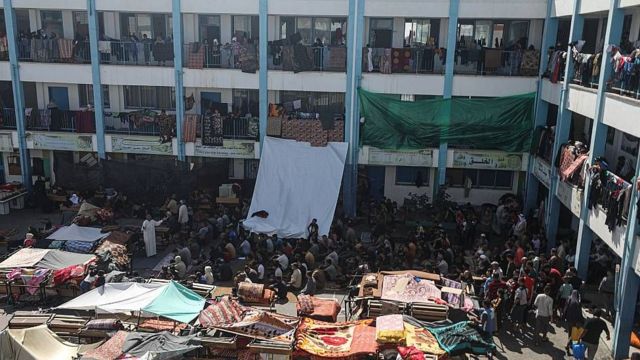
78;84;110;108
447;168;514;189
395;166;430;186
123;86;175;110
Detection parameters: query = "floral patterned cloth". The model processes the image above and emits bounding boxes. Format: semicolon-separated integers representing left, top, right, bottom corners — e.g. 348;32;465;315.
381;274;441;303
296;318;377;357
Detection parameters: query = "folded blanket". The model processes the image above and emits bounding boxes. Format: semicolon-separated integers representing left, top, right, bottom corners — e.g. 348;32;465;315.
376;314;405;343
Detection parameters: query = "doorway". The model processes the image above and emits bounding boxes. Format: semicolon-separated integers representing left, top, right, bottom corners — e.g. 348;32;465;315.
48;87;69;110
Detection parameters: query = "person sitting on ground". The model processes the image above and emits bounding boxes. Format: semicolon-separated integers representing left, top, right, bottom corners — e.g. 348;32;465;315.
272;275;288;300
244;265;258;283
204;265;214;284
288;263;303;292
173;255;187;279
301;271;317;295
239;237;252;257
223;240;236;262
178;242;192;267
321;258;338;281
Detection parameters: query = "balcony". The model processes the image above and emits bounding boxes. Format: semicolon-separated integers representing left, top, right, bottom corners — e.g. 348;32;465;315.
454;48;540;76
17;38;90;64
363;47;440;74
184;42;258;70
269;45;346;72
1;108;96;133
195;115;259;141
104;111;163;136
266;116;344;147
99;40;174;67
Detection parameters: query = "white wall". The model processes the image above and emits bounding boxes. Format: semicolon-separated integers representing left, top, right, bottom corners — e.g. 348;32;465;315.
268;0;347;16
96;0;171;13
183;14;198;43
540;79;561;105
459;0;546;19
452;76;538;97
552;0;574;17
529;19;544;50
20;63;92;84
621;0;640;8
12;0;85;10
269;71;346;92
184;68;258;89
579;0;609;15
101;65;175;87
362;74;445;96
602;94;640;139
181;0;258;15
566;85;597;120
0;63;10;82
365;0;449;18
586;206;627;258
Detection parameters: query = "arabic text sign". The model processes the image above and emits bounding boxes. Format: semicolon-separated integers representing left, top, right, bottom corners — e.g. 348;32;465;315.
368;148;434;167
31;133;93;151
452;151;522;170
194;140;256;159
111;136;172;155
532;157;551;188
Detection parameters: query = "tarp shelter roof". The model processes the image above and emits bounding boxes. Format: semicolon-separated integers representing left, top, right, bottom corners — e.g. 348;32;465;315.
0;325;100;360
0;248;96;270
57;281;206;323
82;330;199;360
47;224;110;242
243;137;347;238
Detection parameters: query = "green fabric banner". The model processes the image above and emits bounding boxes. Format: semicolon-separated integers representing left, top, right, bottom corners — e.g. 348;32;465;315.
358;89;535;152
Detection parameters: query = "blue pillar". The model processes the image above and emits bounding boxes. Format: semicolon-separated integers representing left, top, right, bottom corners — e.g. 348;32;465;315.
546;0;583;251
3;0;30;191
343;0;364;218
524;0;557;212
87;0;105;159
259;0;268;150
435;0;459;194
613;155;640;359
172;0;185;161
576;0;623;278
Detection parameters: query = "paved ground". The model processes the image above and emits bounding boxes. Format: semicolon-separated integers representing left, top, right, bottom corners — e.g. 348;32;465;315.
0;208;623;358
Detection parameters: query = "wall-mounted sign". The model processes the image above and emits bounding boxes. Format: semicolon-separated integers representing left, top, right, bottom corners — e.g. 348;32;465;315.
452;150;523;170
194;140;256;159
368;148;434;167
111;136;172;155
532;157;551;188
0;133;13;152
31;133;92;151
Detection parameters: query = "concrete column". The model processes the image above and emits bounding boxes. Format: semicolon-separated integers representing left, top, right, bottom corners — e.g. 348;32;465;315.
172;0;185;161
259;0;268;149
4;0;31;191
87;0;106;159
342;0;365;217
546;0;583;251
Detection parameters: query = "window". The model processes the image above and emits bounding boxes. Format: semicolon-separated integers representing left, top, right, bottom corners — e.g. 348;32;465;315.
506;20;529;48
280;17;347;45
404;18;439;47
232;89;259;116
73;11;89;39
121;13;152;38
41;10;64;37
458;20;529;48
15;10;30;34
369;18;393;48
447;168;513;189
7;154;20;175
199;15;221;42
395;167;429;186
233;15;258;41
124;86;175;109
79;84;110;108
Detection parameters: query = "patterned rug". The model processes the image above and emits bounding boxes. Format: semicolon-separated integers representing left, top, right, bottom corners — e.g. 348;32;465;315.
296;318;376;358
381;274;441;304
405;323;446;355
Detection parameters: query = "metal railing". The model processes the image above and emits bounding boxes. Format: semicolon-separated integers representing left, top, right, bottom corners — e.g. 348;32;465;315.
453;48;540;76
196;115;259;140
1;108;81;132
99;40;174;67
17;38;90;64
362;47;439;74
104;114;161;136
269;45;347;72
183;42;259;70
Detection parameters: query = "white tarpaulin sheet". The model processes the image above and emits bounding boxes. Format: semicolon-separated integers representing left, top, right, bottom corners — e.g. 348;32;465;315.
243;137;347;238
0;248;95;270
56;282;165;313
47;224;110;242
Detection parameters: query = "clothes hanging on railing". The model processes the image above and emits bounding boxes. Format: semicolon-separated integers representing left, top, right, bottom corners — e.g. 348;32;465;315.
546;50;566;83
555;141;589;186
588;168;632;231
186;43;204;69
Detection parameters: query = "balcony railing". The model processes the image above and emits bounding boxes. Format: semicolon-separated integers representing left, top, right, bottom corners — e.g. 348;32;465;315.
184;42;257;70
104;112;163;136
267;116;344;147
1;108;96;133
99;40;174;67
454;48;540;76
17;38;90;64
363;47;440;74
195;115;259;140
269;45;346;72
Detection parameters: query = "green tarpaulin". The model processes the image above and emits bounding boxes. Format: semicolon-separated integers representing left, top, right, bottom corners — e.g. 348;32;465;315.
143;281;206;324
358;89;535;152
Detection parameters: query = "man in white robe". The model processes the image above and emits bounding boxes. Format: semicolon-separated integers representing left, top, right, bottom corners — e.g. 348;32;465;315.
142;213;164;257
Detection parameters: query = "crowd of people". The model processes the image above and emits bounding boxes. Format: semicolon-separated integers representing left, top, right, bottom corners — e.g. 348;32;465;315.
134;190;620;360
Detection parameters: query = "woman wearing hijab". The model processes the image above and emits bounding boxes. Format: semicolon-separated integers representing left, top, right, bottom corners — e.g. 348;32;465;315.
564;289;584;353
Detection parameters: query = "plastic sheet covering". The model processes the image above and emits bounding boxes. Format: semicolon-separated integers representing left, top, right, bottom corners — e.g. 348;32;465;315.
0;325;100;360
358;89;535;152
0;248;95;269
242;137;347;238
47;224;109;242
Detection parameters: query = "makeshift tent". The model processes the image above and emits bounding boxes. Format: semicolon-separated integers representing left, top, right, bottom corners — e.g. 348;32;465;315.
243;137;348;238
57;281;205;323
427;320;494;355
46;224;109;242
0;248;95;270
0;325;100;360
358;89;535;152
